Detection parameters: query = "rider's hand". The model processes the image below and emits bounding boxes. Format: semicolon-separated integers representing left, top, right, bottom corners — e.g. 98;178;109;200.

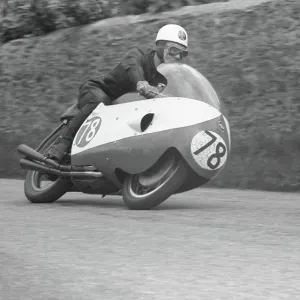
137;81;159;99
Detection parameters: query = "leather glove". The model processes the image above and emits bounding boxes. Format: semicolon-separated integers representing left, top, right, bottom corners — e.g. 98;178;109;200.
137;81;159;99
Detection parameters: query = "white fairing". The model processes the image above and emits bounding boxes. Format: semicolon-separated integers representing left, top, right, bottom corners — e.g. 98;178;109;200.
71;97;221;155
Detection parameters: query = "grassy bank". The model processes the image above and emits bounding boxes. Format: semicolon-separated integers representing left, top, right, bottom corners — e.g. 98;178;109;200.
0;0;299;191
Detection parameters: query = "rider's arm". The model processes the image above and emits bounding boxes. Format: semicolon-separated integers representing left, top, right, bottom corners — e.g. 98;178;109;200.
121;48;159;98
121;48;147;87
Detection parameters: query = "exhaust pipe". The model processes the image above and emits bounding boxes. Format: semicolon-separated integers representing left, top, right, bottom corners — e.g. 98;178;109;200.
17;144;97;172
20;158;103;178
20;158;60;175
18;144;59;168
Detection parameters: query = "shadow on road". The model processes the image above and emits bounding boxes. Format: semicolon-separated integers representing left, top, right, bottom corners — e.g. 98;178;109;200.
57;198;126;209
54;196;222;211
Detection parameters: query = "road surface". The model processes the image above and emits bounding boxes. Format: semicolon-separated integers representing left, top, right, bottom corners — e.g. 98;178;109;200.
1;179;299;300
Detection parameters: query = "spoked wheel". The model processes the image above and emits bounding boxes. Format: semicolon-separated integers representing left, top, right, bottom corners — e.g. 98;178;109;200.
122;150;189;210
24;123;73;203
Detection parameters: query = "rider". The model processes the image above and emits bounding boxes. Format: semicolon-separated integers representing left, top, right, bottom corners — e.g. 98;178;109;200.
47;24;189;162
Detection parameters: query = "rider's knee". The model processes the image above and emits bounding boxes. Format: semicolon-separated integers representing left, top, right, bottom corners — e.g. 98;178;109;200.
78;80;112;108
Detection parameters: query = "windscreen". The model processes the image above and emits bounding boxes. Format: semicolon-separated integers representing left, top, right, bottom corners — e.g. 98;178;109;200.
157;62;221;111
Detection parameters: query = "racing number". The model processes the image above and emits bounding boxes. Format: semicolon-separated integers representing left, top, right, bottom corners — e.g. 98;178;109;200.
193;130;226;170
76;117;101;147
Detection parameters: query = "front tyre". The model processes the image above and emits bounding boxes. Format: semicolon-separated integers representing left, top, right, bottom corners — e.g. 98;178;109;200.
24;123;73;203
122;150;188;210
24;172;72;203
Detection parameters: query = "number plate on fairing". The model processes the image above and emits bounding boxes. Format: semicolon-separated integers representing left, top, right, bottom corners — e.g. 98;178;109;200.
191;130;227;170
74;116;102;148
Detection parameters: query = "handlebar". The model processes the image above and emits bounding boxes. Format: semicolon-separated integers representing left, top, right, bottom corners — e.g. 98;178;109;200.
139;90;171;98
149;91;170;97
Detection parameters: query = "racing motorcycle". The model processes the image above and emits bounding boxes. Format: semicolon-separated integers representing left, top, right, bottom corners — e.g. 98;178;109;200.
17;62;231;210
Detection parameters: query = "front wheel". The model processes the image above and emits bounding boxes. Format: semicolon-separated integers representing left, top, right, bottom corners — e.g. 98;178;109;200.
24;123;73;203
122;150;189;210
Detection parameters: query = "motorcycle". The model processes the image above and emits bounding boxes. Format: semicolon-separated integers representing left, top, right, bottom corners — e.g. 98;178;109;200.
17;62;231;210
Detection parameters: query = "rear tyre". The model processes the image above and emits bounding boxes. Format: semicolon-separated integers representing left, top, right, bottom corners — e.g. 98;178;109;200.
24;124;73;203
122;150;188;210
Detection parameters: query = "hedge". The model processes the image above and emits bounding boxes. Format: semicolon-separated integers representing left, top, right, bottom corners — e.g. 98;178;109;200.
1;0;228;43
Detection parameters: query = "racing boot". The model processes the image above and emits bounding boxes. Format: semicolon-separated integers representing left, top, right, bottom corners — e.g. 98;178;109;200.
46;104;95;163
47;136;72;163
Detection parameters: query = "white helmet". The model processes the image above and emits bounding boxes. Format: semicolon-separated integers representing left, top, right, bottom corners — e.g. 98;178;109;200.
156;24;188;48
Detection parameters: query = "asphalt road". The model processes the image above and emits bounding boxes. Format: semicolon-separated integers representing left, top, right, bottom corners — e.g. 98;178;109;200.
1;179;299;300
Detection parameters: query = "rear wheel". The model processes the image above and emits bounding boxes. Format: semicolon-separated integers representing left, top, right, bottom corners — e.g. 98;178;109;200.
24;124;73;203
122;150;188;210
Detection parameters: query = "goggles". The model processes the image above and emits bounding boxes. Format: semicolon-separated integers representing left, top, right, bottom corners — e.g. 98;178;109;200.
166;45;188;59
